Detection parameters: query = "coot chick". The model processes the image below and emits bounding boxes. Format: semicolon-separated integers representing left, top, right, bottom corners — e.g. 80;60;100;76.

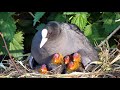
48;53;65;74
65;52;84;73
38;64;48;74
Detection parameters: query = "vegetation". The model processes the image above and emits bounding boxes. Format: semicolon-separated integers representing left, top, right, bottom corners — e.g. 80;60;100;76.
0;12;120;78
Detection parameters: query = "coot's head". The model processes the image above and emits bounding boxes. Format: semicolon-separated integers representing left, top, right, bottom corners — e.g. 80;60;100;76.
38;64;48;74
51;53;64;65
64;55;71;65
73;52;81;63
40;21;62;48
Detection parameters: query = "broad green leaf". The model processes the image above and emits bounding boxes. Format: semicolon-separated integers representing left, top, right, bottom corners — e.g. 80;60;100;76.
88;12;102;23
0;12;16;41
47;12;66;22
84;24;92;36
36;23;45;30
33;12;45;26
9;31;24;60
54;14;66;22
86;23;104;45
71;12;89;30
115;12;120;20
102;12;120;36
47;13;58;21
14;31;24;44
91;23;103;40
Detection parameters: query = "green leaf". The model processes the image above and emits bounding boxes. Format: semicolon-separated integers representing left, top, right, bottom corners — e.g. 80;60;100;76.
84;24;92;36
36;23;45;30
0;12;16;41
47;12;66;22
9;31;24;60
91;23;103;40
54;14;66;22
102;12;120;36
33;12;45;26
85;23;104;45
115;12;120;20
63;12;81;15
47;13;58;21
14;31;24;44
71;12;89;30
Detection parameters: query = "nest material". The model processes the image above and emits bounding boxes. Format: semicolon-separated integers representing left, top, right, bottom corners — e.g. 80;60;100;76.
1;42;120;78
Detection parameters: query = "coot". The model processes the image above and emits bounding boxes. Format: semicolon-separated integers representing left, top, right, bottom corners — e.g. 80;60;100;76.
30;21;98;70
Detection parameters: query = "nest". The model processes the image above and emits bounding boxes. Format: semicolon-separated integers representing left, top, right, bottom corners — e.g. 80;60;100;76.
1;26;120;78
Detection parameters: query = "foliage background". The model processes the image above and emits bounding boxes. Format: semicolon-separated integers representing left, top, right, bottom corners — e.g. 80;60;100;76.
0;12;120;61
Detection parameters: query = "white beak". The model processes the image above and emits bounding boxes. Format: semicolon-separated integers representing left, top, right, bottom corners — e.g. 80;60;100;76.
40;29;48;48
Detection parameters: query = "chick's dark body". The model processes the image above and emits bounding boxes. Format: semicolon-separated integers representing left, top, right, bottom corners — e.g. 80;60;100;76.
31;21;98;69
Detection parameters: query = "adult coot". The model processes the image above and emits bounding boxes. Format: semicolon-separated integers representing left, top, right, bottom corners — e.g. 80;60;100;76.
30;21;98;70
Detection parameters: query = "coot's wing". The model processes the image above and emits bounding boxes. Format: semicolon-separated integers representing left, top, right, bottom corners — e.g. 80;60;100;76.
69;23;84;34
68;23;92;45
31;30;43;64
61;23;91;45
28;55;34;69
63;23;99;67
28;54;39;69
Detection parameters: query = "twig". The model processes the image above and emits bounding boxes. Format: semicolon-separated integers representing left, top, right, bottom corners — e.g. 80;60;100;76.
28;12;35;18
98;25;120;47
0;32;21;74
110;54;120;65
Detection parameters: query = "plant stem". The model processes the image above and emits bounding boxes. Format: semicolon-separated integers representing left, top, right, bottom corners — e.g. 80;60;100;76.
0;32;21;74
28;12;35;18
